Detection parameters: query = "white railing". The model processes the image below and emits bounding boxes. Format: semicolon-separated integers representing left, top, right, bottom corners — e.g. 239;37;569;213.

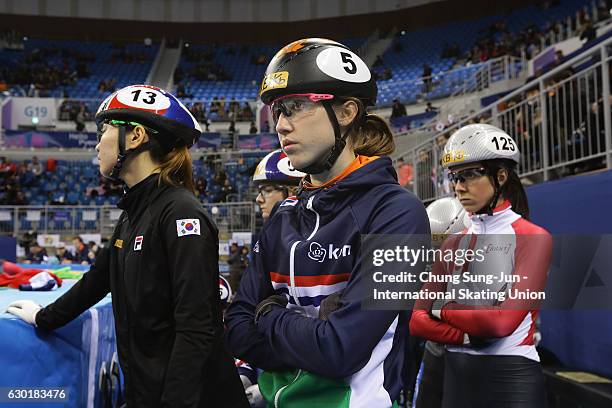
392;56;525;140
396;35;612;202
0;202;257;236
383;56;524;107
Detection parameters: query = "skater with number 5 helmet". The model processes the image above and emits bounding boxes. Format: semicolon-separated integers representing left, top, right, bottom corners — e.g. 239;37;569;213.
225;38;429;407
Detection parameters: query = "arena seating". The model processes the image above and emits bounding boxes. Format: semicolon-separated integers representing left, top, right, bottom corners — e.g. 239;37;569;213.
0;152;268;208
376;0;591;105
0;39;157;98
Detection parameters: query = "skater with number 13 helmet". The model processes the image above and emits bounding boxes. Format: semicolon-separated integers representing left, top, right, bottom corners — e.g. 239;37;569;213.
7;85;248;408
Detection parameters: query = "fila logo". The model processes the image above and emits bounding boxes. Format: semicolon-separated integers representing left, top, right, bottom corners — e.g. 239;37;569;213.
280;198;298;207
134;235;143;251
307;242;351;263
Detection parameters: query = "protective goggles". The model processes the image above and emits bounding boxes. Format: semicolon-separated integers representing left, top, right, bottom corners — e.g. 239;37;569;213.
447;167;488;184
97;119;158;143
269;93;334;125
257;184;288;198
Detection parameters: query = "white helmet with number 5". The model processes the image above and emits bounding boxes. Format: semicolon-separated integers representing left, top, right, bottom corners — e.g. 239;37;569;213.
441;124;520;169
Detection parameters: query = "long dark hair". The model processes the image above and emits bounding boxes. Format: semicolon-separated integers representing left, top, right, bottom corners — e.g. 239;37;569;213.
486;159;530;219
149;136;196;195
334;97;395;156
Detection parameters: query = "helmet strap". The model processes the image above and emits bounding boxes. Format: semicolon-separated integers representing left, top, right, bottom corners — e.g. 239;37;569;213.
296;101;348;175
475;162;502;216
105;126;151;182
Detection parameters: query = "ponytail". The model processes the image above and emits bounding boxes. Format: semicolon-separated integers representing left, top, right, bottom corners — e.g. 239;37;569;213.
501;169;530;220
351;114;395;156
149;137;196;195
487;159;530;220
337;97;395;157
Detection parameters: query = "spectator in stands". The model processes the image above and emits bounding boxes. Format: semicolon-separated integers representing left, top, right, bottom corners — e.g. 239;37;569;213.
240;103;254;121
425;102;439;113
381;67;393;80
422;64;433;93
75;105;86;132
102;178;123;197
260;120;270;133
71;236;91;265
86;241;99;264
417;149;435;199
47;158;57;173
249;121;258;134
204;155;216;172
219;97;227;119
548;50;565;70
176;82;187;98
391;98;407;119
219;179;235;202
214;169;227;185
580;21;597;43
55;243;74;264
578;8;591;25
189;102;205;122
196;176;208;198
596;0;612;21
16;161;29;179
434;134;451;194
12;190;27;205
396;157;414;189
210;97;220;115
28;156;43;177
229;98;240;117
0;157;15;177
24;243;47;264
227;242;243;292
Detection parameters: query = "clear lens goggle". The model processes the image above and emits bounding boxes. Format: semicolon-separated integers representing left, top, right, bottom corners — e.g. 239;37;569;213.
269;93;333;125
447;167;488;184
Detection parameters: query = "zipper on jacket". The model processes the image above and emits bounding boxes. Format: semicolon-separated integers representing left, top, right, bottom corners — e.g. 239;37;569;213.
289;241;301;306
305;196;320;240
274;369;302;408
288;196;321;307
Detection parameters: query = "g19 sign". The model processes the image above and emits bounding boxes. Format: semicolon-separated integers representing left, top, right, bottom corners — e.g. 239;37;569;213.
9;97;57;128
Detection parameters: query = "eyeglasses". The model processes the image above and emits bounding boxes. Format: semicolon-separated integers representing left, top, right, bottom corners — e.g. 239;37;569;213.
269;93;333;125
96;119;158;143
257;185;287;199
448;167;488;184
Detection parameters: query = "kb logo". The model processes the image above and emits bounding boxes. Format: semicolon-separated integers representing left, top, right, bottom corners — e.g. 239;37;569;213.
307;242;351;263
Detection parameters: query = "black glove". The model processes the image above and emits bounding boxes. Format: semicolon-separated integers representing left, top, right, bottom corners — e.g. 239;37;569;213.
318;290;343;321
254;294;288;324
467;334;494;349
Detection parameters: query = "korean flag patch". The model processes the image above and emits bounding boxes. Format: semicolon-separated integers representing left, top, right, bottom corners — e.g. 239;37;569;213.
176;219;201;237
